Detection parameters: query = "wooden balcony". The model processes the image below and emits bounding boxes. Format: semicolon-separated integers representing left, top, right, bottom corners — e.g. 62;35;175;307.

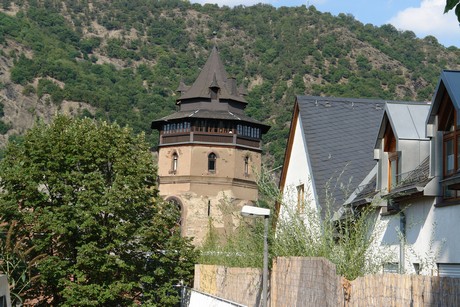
160;132;261;149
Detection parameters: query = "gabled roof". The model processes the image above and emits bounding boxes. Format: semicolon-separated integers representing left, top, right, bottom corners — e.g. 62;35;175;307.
427;70;460;126
386;103;430;140
290;96;387;210
375;102;430;149
178;46;247;104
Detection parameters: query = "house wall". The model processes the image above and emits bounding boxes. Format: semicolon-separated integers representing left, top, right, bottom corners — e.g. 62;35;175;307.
372;197;460;274
398;139;430;175
0;275;11;307
281;116;319;219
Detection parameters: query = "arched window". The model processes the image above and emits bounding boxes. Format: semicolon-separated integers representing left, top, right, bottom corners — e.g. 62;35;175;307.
208;152;217;172
172;152;178;173
244;156;249;176
167;197;183;229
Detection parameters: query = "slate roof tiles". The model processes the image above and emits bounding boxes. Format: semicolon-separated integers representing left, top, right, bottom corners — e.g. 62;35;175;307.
297;96;388;210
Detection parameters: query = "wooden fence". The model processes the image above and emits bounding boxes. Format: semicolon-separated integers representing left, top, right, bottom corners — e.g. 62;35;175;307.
194;257;460;306
194;264;263;307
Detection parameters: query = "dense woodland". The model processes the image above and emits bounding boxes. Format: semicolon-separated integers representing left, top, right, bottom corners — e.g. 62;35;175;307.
0;0;459;167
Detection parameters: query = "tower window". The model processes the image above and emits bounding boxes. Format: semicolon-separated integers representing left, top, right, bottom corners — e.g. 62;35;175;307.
167;197;183;230
172;153;178;173
244;156;249;176
208;153;217;172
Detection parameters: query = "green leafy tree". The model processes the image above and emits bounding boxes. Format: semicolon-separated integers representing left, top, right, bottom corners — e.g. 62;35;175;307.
0;116;197;306
445;0;460;22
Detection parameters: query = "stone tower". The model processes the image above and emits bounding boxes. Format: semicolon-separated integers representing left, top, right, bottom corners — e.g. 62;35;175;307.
151;46;270;245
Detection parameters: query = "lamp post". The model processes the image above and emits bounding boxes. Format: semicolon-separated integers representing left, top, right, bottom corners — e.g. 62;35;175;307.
241;205;270;307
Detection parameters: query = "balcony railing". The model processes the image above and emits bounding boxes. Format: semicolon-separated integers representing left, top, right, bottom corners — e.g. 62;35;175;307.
390;158;430;192
160;132;261;149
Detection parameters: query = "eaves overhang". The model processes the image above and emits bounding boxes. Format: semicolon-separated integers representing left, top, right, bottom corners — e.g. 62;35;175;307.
427;70;460;127
376;102;430;151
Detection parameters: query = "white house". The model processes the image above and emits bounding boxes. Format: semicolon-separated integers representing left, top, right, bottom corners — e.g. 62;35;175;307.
362;70;460;276
279;96;387;219
280;70;460;277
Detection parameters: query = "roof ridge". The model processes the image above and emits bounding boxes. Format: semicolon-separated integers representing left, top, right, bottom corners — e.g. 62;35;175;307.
297;95;427;105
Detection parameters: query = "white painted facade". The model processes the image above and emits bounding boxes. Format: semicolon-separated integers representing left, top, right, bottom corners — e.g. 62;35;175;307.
280;82;460;277
370;100;460;276
370;197;460;275
280;115;319;221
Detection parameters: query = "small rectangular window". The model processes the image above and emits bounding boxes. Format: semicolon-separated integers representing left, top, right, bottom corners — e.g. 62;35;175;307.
244;156;249;176
297;184;305;212
438;263;460;277
446;138;454;175
388;152;399;191
383;262;399;274
413;263;420;275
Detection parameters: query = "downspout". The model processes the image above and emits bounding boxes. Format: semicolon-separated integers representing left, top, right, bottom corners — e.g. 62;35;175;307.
399;211;406;274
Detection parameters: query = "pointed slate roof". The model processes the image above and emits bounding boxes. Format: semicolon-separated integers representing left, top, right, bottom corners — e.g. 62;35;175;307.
151;47;269;133
178;46;247;104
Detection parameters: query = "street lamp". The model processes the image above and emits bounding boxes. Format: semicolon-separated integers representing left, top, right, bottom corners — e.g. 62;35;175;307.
241;205;270;307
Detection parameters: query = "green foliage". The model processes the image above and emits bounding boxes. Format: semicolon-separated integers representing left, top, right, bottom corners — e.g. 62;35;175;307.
445;0;460;22
22;84;36;96
199;219;266;268
0;116;197;305
0;222;43;306
274;202;384;280
200;167;388;280
1;0;459;169
37;78;64;104
0;120;10;134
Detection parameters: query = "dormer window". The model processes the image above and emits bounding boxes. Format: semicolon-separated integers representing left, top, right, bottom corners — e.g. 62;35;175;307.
438;96;460;200
209;73;220;100
441;104;458;177
384;126;399;191
389;152;399;190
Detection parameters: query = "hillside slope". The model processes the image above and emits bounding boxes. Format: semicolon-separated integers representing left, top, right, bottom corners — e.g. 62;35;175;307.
0;0;458;166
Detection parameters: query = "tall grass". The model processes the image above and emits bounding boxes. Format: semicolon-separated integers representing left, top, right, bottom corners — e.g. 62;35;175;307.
199;168;390;280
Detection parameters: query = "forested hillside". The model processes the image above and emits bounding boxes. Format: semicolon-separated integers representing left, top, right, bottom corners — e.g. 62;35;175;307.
0;0;459;167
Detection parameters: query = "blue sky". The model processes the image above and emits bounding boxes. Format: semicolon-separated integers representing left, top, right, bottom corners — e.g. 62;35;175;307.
190;0;460;47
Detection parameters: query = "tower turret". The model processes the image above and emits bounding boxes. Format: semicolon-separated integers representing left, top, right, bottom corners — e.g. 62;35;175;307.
151;47;270;245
